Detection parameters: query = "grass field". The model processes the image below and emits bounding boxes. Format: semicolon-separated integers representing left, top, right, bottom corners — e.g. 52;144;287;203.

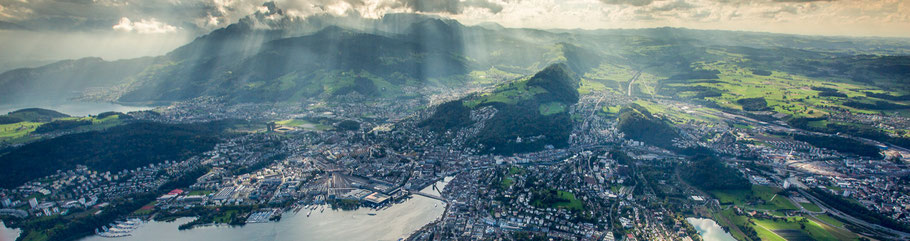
732;123;753;129
800;202;822;212
554;191;584;211
714;207;759;241
753;216;848;241
531;189;584;211
275;119;331;131
643;56;910;124
813;214;845;228
463;77;545;108
0;122;41;139
715;207;856;241
539;102;567;116
0;114;129;145
578;78;611;95
500;177;514;189
468;67;523;86
509;166;525;175
711;185;797;211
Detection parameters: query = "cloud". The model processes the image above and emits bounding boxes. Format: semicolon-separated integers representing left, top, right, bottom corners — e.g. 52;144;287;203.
0;0;907;38
650;0;695;12
772;0;832;2
112;17;178;34
400;0;503;14
599;0;654;6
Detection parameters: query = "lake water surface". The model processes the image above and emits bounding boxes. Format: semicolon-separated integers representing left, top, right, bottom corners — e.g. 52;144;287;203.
686;217;737;241
0;221;20;241
77;177;452;241
0;102;153;117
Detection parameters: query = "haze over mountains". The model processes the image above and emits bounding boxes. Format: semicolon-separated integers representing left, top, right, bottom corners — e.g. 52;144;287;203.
1;2;909;107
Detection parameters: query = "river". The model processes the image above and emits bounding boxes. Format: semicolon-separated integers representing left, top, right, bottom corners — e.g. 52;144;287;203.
0;102;153;117
76;177;452;241
686;217;737;241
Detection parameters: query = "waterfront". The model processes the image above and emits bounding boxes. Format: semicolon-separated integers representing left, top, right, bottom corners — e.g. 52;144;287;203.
0;221;19;241
0;102;152;117
78;178;451;241
686;217;737;241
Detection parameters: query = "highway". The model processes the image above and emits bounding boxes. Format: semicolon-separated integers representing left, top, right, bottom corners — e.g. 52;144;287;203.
627;71;641;97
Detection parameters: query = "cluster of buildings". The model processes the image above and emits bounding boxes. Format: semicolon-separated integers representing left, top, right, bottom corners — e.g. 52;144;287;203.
0;155;203;219
6;80;910;241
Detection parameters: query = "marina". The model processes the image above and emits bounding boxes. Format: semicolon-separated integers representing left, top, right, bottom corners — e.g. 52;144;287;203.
96;219;142;238
77;178;450;241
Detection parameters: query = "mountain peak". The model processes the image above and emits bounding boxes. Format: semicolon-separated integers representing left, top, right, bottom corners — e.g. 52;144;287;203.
527;63;580;103
532;63;576;82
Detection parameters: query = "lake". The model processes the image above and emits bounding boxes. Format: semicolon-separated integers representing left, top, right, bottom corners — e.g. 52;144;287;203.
0;221;19;241
686;217;737;241
77;177;452;241
0;102;153;117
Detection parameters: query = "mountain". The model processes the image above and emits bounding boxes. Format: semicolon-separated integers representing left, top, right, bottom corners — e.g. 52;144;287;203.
421;63;580;155
119;26;471;102
1;4;908;108
0;5;611;106
0;57;156;104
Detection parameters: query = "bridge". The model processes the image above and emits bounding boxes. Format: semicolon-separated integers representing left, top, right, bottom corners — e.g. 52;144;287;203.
410;191;446;202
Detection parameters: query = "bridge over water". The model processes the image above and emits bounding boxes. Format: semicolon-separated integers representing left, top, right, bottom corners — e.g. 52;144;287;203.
409;191;446;202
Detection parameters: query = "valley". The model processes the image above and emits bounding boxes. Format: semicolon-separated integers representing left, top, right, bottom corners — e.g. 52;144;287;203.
0;5;909;241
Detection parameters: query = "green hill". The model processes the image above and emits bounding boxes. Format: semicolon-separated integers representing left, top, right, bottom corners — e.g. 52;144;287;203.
0;108;69;124
616;103;680;149
0;121;236;188
422;63;579;155
682;154;751;191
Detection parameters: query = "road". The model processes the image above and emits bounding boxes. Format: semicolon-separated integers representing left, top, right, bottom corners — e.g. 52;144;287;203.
791;180;910;240
627;71;641;97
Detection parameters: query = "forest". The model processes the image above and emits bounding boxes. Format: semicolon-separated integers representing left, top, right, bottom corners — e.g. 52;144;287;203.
0;120;237;188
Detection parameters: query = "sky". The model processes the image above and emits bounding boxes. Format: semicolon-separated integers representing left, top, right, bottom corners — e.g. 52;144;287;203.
0;0;908;62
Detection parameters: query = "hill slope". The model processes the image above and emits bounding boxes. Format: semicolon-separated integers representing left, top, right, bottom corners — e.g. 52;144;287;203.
616;103;680;149
0;108;69;124
422;63;579;155
118;26;471;102
0;121;233;188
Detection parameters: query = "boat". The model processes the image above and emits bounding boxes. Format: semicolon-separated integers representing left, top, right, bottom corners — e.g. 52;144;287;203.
307;210;312;217
98;232;132;238
96;218;141;238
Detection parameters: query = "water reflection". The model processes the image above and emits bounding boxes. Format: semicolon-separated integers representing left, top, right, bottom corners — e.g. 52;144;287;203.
686;217;737;241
